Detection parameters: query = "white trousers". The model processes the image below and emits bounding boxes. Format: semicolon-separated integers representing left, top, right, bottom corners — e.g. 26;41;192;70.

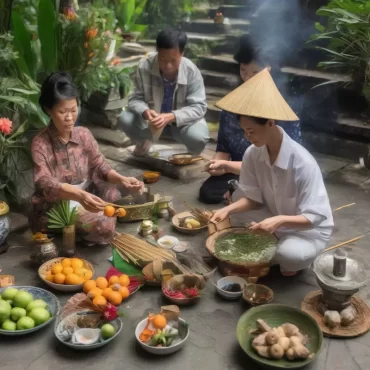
230;207;331;272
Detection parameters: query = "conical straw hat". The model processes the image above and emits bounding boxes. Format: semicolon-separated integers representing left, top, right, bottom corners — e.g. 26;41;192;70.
215;68;299;121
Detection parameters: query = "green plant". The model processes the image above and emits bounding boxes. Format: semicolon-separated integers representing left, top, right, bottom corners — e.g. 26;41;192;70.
184;40;218;64
0;117;33;203
115;0;148;34
47;200;77;229
311;0;370;99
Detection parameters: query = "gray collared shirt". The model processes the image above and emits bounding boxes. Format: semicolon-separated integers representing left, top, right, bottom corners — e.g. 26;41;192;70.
127;52;207;128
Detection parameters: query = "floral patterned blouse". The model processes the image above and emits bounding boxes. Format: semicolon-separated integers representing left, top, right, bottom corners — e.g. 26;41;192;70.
31;124;112;203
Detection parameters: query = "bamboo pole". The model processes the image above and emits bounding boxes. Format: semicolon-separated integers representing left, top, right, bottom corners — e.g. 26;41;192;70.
333;203;356;212
324;235;364;253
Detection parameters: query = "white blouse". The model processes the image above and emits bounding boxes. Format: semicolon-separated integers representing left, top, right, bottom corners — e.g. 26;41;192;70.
238;128;334;237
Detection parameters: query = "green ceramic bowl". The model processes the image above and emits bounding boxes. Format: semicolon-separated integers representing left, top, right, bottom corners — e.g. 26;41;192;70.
236;304;323;369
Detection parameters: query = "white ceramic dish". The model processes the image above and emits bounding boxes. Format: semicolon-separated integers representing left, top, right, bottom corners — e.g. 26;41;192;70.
157;236;179;250
135;318;189;355
216;276;247;300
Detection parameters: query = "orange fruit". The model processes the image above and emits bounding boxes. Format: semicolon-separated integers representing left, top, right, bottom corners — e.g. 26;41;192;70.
95;277;108;289
54;273;66;285
109;276;120;285
118;286;130;300
65;273;82;285
119;274;130;287
93;295;107;308
153;314;167;329
62;267;73;275
104;205;115;217
110;283;121;292
71;258;83;270
102;287;113;299
73;267;84;277
83;270;93;281
116;208;126;217
83;280;96;294
51;263;63;275
45;274;54;283
87;287;103;299
108;291;122;306
61;258;71;268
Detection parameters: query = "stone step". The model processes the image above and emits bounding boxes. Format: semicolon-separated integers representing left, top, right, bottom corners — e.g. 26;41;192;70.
181;18;249;34
199;54;238;74
216;4;249;19
201;69;241;89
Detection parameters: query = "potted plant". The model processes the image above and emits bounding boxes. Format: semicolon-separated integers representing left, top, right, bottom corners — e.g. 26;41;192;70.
47;200;77;257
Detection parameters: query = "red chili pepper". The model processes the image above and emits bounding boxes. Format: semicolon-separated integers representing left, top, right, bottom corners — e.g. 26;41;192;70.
184;287;199;298
163;288;186;299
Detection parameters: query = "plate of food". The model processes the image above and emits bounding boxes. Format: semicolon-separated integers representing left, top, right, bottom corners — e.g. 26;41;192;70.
236;304;323;369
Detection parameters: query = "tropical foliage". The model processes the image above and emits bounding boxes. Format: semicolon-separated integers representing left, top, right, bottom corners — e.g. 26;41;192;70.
311;0;370;99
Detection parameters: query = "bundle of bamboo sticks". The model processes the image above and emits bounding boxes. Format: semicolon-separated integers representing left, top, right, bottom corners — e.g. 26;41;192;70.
184;202;213;224
111;233;176;266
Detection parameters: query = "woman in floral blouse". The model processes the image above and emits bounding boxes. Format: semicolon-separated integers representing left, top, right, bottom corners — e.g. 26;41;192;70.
29;72;144;245
199;35;302;204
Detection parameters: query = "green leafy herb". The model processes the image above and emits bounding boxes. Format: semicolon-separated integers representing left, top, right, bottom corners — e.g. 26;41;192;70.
215;233;276;263
47;200;77;229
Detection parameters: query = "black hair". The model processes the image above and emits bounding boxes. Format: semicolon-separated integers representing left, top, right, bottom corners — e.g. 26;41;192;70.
39;72;79;113
156;28;188;53
233;35;271;67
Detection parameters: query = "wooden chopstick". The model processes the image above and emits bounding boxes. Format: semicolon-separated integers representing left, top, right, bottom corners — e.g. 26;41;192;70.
324;235;365;253
333;203;356;212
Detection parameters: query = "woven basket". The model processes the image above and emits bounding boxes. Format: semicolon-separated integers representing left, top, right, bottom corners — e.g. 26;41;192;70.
116;193;172;222
168;153;204;166
171;212;208;234
206;218;277;282
38;257;94;292
162;275;203;305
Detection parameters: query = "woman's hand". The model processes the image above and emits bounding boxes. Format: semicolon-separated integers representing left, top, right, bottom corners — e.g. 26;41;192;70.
79;191;106;213
206;159;228;176
121;177;144;192
249;216;284;234
210;207;229;223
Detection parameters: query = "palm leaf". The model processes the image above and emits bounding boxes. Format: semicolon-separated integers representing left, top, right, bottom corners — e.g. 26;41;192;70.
38;0;58;73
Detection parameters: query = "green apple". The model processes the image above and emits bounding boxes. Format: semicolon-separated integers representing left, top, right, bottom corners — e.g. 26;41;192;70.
13;291;33;309
2;319;16;331
0;300;11;323
28;307;51;326
1;288;18;301
100;323;116;339
16;316;35;330
26;299;47;312
11;307;27;322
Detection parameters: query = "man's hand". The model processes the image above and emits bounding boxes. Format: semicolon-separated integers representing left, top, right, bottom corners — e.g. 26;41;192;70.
149;113;175;129
206;159;227;176
79;192;106;213
121;177;144;192
248;216;284;234
143;109;159;121
210;207;229;223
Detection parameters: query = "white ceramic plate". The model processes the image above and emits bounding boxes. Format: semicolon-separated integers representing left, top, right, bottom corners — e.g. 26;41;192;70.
157;236;179;250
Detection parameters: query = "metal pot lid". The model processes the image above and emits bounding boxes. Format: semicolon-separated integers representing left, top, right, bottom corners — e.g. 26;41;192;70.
313;253;367;290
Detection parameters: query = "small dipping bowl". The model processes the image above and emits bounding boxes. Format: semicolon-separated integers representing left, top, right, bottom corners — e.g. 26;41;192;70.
143;171;160;184
242;283;273;306
216;276;247;300
157;236;179;250
72;328;100;345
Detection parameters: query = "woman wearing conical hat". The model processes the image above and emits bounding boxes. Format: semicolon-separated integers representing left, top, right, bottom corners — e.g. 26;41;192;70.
210;69;334;276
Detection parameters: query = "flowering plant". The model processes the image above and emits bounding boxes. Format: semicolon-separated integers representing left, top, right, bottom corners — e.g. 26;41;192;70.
0;118;32;203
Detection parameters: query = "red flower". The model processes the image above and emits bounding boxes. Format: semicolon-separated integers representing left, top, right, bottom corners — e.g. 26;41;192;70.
103;303;118;321
0;118;12;135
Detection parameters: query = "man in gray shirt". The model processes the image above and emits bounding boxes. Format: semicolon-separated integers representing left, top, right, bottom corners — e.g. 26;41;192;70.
118;28;209;156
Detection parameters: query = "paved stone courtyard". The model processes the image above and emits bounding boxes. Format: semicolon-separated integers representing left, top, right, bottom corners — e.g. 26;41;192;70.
1;149;370;370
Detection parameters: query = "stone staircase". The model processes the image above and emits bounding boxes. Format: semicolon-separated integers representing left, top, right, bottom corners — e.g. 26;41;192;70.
114;0;370;162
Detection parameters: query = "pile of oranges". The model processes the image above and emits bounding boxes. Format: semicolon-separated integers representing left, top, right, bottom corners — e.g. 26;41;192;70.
45;258;93;285
83;274;130;307
104;205;126;218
